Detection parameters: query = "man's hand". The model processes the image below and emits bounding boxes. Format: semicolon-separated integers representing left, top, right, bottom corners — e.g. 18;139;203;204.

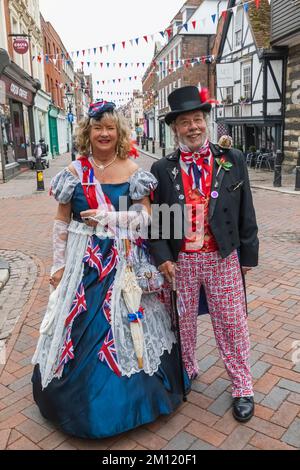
49;267;65;289
242;266;252;276
158;261;177;283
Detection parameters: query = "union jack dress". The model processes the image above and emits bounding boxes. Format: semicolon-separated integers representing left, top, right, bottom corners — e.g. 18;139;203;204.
32;168;189;439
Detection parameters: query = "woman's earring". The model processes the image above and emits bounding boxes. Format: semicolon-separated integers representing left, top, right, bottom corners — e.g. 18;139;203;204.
89;144;92;156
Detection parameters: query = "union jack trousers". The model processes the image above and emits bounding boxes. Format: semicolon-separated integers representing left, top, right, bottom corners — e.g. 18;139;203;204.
170;250;253;398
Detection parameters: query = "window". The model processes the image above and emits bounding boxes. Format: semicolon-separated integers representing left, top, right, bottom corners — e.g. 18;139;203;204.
234;7;243;49
242;64;251;100
225;87;233;103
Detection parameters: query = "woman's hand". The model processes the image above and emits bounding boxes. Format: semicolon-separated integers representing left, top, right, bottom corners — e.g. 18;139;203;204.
80;209;99;228
49;267;65;289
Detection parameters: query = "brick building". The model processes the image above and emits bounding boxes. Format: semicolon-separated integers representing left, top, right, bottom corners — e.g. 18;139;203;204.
41;14;72;156
150;0;227;150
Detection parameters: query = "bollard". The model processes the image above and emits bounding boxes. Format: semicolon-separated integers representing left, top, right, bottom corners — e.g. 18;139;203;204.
162;142;166;158
137;136;140;146
273;149;283;188
152;140;155;154
36;157;45;191
141;137;145;150
295;149;300;191
146;138;149;152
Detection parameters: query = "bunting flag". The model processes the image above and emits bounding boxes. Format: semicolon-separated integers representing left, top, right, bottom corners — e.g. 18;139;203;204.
166;28;172;38
32;2;266;62
232;6;238;16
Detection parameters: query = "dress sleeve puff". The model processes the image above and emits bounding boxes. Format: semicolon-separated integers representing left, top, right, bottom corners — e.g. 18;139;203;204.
129;168;158;200
49;168;80;204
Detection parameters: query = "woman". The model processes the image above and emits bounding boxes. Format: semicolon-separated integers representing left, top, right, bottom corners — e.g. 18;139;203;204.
32;100;189;439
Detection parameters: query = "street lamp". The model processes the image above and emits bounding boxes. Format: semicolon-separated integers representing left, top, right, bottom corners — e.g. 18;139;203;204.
64;90;74;157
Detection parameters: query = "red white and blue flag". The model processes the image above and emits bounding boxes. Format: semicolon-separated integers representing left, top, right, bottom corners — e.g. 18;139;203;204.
65;282;87;327
83;236;103;276
99;243;119;282
56;326;74;373
102;283;113;324
98;328;121;377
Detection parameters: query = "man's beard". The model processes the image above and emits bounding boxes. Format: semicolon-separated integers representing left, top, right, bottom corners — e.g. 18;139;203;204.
178;132;208;152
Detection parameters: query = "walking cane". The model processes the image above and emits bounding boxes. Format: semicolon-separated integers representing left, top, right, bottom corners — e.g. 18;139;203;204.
170;276;187;402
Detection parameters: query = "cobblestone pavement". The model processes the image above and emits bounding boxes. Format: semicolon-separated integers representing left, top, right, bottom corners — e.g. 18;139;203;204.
0;153;299;450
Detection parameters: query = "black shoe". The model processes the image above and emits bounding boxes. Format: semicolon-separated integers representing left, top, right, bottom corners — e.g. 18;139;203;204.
232;396;254;423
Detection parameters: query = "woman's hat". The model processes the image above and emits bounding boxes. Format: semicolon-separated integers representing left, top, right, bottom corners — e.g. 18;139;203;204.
88;100;116;119
165;86;212;126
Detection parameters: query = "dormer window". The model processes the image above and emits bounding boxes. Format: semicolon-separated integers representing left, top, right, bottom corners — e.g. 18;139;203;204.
181;6;197;24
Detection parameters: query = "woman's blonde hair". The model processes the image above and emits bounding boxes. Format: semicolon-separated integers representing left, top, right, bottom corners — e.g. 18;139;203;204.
75;110;131;159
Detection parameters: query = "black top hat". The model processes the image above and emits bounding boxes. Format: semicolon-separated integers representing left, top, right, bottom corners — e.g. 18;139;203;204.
165;86;212;126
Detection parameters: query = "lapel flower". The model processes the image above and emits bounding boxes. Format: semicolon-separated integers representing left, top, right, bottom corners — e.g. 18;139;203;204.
216;157;233;176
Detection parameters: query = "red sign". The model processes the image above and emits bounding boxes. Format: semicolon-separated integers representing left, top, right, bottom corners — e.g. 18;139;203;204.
13;38;29;55
1;75;33;106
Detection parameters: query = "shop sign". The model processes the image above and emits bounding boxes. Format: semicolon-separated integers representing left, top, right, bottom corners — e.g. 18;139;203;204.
1;75;33;106
13;38;29;55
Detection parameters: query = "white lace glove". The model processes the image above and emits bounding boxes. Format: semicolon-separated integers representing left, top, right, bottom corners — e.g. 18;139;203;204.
51;220;69;276
92;206;150;239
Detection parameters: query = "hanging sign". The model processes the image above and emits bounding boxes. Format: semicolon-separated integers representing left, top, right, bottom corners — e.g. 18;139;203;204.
13;38;29;55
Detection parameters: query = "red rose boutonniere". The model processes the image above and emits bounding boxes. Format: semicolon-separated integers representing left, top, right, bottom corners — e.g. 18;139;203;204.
216;157;233;176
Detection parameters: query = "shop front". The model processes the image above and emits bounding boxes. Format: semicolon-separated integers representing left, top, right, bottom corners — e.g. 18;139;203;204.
0;57;39;182
33;89;51;153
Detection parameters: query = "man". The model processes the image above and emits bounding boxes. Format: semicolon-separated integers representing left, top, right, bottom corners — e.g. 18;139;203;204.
150;86;259;422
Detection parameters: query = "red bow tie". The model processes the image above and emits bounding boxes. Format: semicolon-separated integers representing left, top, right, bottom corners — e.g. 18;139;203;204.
180;145;211;193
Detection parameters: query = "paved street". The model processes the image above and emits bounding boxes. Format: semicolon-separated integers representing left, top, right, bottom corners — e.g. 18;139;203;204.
0;153;300;450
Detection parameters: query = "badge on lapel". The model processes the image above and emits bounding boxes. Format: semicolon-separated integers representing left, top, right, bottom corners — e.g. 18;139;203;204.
172;167;179;180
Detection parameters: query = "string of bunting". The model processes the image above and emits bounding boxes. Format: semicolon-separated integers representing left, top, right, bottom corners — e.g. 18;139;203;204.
31;0;261;61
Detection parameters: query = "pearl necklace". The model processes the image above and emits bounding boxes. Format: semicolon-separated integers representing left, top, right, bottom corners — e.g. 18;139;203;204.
91;155;117;172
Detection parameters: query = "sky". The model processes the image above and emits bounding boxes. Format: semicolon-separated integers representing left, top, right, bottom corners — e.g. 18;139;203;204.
39;0;185;105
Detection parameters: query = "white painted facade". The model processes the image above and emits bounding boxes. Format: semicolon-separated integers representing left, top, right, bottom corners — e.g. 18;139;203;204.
215;3;284;152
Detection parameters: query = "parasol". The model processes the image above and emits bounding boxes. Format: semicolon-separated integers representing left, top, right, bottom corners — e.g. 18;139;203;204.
121;240;144;369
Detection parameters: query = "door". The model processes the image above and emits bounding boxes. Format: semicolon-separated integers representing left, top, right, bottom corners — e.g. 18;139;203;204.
49;115;59;156
11;100;26;160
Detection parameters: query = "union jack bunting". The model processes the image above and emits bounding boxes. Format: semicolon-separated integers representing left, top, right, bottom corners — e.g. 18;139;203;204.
102;283;113;324
56;326;74;374
99;243;119;282
65;282;87;327
98;328;121;377
83;236;103;276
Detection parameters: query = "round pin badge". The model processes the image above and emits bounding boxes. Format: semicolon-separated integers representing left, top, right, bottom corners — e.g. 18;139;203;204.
179;194;185;200
211;191;219;199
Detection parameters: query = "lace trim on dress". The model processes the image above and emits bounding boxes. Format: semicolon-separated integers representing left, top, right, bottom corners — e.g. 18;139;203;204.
129;169;158;200
50;168;79;204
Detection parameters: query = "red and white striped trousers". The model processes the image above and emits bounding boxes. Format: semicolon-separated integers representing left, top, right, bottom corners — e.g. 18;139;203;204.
168;250;253;398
